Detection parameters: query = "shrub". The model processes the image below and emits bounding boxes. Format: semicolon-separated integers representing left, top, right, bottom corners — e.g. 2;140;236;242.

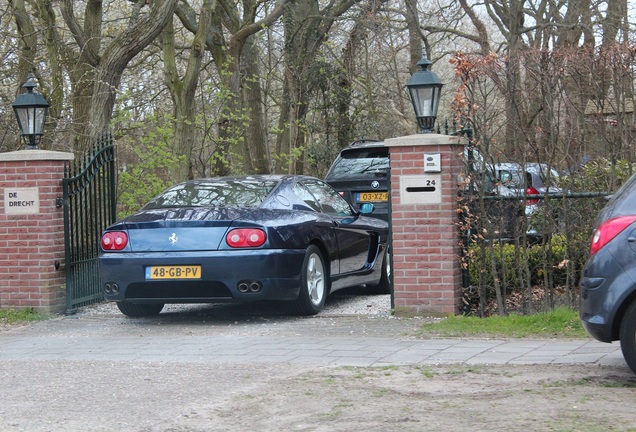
464;230;600;316
467;235;569;296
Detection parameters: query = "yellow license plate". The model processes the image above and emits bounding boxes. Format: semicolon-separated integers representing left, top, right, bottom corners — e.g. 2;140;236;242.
358;192;388;202
145;265;202;280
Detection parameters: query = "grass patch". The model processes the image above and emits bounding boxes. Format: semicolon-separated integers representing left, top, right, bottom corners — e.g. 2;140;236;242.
418;307;588;338
0;308;47;326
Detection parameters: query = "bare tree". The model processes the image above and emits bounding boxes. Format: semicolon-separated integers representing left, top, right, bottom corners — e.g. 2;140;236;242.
18;0;178;152
274;0;359;174
185;0;287;175
163;0;214;182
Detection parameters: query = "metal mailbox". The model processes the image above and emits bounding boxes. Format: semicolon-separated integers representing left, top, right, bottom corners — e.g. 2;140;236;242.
399;174;441;205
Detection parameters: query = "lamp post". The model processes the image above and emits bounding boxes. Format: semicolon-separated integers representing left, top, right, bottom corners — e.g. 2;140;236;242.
406;51;443;133
12;73;49;150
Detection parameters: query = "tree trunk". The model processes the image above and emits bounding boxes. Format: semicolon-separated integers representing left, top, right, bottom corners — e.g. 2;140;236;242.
199;0;286;175
276;0;357;174
336;0;384;149
10;0;37;92
84;0;178;149
241;36;270;174
34;0;64;142
9;0;38;149
404;0;421;73
164;0;212;182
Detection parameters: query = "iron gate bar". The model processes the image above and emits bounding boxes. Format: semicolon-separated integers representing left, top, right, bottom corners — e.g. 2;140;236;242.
458;190;609;295
62;133;116;313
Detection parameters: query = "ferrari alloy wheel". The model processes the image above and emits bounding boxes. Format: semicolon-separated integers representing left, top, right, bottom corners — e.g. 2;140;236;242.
116;301;164;318
292;245;328;315
620;300;636;374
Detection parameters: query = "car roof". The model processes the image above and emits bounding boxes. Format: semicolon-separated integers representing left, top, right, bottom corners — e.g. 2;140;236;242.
336;140;388;159
493;162;554;174
343;139;385;149
185;174;318;184
601;171;636;219
493;162;522;170
340;139;387;153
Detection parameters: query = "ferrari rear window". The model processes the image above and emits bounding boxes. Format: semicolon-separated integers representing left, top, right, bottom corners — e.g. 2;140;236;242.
143;179;279;209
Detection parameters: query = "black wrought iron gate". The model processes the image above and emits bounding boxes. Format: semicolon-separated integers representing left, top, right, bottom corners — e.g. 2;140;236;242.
62;133;117;313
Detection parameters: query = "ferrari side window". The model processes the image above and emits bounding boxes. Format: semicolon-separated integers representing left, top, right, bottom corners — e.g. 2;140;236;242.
302;180;353;216
292;183;321;212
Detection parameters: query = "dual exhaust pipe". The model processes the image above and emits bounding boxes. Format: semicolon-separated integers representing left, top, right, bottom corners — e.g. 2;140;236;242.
106;281;262;295
237;280;263;293
104;283;120;294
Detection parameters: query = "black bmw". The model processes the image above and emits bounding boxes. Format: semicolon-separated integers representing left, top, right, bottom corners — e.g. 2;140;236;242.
98;175;390;317
324;139;390;221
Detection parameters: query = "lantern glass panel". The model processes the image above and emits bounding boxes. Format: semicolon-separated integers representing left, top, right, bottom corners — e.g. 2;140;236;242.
410;87;434;117
15;107;47;135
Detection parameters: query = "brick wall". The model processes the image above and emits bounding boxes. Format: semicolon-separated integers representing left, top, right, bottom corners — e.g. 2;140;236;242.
0;150;74;313
386;134;466;316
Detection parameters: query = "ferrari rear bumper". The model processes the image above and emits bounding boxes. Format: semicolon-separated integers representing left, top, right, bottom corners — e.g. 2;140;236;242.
98;249;306;303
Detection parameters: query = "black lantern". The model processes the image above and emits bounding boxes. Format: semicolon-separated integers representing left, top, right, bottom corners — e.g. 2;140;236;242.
12;73;49;150
407;52;443;133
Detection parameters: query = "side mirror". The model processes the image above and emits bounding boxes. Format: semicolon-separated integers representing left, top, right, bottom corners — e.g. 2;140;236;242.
339;202;375;225
359;203;375;214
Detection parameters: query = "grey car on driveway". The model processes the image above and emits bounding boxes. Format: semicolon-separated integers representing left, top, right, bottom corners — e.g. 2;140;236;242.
580;170;636;374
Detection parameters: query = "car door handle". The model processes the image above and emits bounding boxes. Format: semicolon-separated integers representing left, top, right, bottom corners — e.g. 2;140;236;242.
629;236;636;242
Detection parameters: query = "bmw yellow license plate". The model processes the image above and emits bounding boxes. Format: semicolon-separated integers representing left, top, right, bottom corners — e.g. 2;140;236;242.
356;192;388;203
145;265;202;280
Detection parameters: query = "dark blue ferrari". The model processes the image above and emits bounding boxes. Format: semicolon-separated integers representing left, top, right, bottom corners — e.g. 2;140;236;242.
98;175;391;317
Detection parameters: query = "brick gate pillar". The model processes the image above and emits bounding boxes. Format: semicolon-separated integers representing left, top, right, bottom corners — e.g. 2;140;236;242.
386;133;466;316
0;150;74;313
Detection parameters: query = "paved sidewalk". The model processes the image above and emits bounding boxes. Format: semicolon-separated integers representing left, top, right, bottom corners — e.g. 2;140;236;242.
0;314;626;368
2;306;633;432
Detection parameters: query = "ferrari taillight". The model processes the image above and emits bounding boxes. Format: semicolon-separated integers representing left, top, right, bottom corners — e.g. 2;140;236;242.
101;231;128;250
226;228;267;248
590;216;636;255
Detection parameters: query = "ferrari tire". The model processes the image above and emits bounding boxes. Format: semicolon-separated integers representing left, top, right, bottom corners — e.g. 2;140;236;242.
116;302;164;318
291;245;328;315
620;300;636;374
368;250;391;295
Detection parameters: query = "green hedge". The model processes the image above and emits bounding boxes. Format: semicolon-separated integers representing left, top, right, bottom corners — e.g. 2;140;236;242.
467;235;571;290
